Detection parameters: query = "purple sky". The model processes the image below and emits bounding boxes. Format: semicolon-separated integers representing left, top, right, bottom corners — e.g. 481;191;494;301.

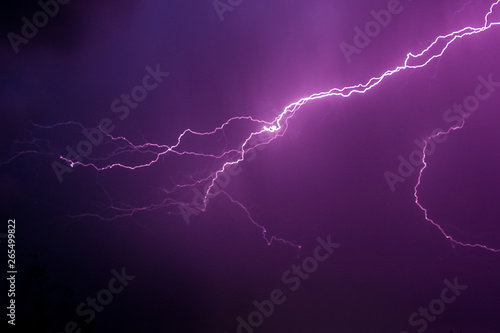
1;0;500;332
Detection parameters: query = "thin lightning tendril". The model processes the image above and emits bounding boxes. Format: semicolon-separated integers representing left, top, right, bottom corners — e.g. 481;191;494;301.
414;123;500;253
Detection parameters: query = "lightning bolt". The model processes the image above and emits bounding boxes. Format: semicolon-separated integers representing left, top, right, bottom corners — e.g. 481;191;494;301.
4;1;500;251
414;122;500;253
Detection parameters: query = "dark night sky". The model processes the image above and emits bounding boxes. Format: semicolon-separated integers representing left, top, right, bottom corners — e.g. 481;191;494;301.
1;0;500;332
